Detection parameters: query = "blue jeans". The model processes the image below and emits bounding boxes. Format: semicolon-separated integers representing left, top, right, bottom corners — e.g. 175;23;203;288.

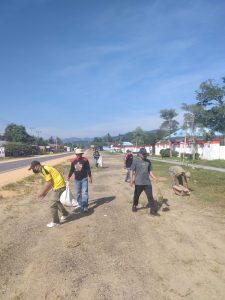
94;158;99;167
75;177;89;208
125;168;131;182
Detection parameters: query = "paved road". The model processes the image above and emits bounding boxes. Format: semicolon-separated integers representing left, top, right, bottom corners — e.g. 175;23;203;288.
150;158;225;173
0;153;73;173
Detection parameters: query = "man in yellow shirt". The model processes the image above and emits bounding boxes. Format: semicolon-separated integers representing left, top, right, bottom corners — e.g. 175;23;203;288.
28;160;70;228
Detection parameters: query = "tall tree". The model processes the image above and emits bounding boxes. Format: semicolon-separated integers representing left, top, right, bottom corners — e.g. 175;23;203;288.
132;127;146;147
48;136;55;144
181;103;204;159
160;109;179;135
104;133;113;146
4;123;34;143
195;78;225;132
160;109;179;157
145;130;165;154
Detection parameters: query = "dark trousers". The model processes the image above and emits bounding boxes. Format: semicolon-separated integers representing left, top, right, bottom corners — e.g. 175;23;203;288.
133;185;157;213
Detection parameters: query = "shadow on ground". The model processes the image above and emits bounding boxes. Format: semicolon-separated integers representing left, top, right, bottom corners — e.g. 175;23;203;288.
63;196;116;223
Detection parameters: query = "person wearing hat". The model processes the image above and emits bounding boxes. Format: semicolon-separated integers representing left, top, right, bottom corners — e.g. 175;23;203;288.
28;160;70;228
67;149;92;212
169;166;191;196
93;149;100;168
130;148;159;216
124;149;133;182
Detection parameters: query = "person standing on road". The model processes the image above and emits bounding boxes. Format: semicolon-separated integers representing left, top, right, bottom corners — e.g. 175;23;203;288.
130;148;159;216
28;160;70;228
124;149;133;182
93;149;100;168
67;149;92;212
169;166;190;196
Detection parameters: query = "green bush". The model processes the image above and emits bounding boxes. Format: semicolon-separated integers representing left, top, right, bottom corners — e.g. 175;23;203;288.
4;142;37;157
180;152;200;160
160;148;179;158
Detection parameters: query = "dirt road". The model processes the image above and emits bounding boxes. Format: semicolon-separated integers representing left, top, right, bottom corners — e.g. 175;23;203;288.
0;152;225;300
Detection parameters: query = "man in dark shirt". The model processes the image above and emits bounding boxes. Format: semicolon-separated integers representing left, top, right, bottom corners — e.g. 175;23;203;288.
93;149;100;168
67;149;92;212
124;149;133;182
130;148;159;216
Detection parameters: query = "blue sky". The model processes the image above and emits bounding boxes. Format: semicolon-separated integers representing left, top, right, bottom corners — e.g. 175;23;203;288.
1;0;225;139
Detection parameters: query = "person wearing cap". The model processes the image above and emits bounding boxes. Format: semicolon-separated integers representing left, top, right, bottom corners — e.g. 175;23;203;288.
67;149;92;212
28;160;70;228
130;148;159;216
93;149;100;168
124;149;133;182
169;166;191;196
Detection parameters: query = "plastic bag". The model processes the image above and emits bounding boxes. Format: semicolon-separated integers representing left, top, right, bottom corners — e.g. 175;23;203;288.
98;156;103;167
60;182;76;206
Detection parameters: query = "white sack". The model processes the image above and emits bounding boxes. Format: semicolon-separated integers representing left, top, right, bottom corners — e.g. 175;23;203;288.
60;182;76;207
98;156;103;167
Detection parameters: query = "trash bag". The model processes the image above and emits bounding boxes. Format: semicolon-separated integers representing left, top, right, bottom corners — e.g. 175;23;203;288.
98;156;103;167
60;182;76;206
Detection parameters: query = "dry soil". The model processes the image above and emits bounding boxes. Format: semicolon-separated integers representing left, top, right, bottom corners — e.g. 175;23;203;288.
0;151;225;300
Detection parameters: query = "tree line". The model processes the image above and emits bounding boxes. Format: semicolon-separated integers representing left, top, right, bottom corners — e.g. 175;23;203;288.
1;76;224;157
2;123;63;146
93;77;225;151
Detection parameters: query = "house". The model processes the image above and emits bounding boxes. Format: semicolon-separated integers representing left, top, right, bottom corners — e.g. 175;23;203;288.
156;128;225;160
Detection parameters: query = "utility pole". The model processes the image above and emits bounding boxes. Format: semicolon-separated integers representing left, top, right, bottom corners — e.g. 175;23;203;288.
55;136;58;152
36;131;41;145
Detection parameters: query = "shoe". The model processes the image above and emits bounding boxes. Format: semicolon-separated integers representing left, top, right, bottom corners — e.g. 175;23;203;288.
150;212;160;217
60;214;70;222
72;199;79;207
83;207;88;212
46;222;60;228
132;205;137;212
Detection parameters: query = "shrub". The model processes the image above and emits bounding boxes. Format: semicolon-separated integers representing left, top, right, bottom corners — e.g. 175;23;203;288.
4;142;35;157
180;152;200;160
160;148;179;158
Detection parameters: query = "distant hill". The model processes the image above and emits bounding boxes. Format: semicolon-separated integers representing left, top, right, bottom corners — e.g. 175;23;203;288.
62;129;161;145
62;137;93;144
112;129;160;141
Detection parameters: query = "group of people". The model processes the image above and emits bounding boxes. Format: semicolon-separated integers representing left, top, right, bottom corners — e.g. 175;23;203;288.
28;148;92;228
124;148;191;215
28;147;191;228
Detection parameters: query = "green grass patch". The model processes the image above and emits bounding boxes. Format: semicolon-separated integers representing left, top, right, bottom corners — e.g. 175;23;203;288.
189;168;225;203
152;156;225;169
152;160;225;205
104;151;123;156
190;159;225;168
91;166;109;172
1;162;69;196
2;182;18;191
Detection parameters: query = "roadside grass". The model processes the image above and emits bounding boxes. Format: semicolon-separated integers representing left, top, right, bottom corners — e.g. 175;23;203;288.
104;151;123;156
1;175;44;196
0;157;13;161
151;156;225;169
190;159;225;168
152;161;225;206
91;166;109;172
0;162;70;199
1;159;225;208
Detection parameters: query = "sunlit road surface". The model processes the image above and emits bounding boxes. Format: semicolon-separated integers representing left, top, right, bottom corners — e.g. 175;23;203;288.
0;152;73;173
